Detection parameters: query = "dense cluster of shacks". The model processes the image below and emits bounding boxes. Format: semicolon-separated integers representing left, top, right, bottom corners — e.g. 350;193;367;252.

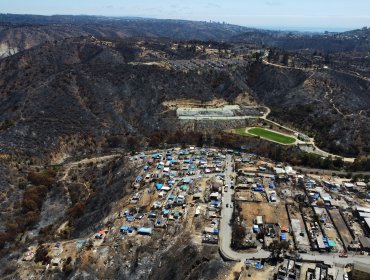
19;146;370;276
115;147;230;244
303;177;370;254
276;258;335;280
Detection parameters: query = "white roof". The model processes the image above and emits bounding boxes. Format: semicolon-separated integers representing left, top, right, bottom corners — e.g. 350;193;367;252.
365;218;370;229
357;206;370;213
210;192;220;198
285;166;293;172
274;167;285;174
356;182;367;187
256;216;263;224
359;212;370;218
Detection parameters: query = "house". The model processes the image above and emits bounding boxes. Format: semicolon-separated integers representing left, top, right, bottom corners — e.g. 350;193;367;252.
95;230;105;239
210;192;220;200
305;263;333;280
343;182;355;190
155;218;167;228
120;226;129;233
153;201;163;209
193;193;203;201
195;206;202;216
51;257;62;267
137;227;153;236
359;236;370;252
256;216;263;225
148;212;157;219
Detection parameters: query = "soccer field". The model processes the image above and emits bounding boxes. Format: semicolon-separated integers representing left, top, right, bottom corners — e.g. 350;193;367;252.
248;127;296;144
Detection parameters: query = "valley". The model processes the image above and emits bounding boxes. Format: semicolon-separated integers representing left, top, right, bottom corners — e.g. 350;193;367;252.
0;13;369;280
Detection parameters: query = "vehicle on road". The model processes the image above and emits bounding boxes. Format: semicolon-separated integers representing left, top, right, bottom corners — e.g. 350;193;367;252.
226;203;229;208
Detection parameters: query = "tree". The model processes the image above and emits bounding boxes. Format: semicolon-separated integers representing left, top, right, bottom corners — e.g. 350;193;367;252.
269;240;289;260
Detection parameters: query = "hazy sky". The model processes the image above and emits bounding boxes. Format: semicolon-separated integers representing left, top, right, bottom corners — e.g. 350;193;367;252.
1;0;370;31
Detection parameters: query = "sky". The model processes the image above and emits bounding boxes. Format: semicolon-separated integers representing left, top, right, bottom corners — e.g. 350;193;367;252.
1;0;370;31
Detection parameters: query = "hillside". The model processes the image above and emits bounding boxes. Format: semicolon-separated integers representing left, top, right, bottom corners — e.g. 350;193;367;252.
0;14;254;58
0;36;369;160
0;14;370;279
231;27;370;53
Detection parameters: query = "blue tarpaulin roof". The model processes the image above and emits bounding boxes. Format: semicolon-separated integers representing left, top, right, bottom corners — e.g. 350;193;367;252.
156;183;163;190
255;263;264;269
138;227;153;235
120;226;128;231
126;216;134;222
280;233;287;240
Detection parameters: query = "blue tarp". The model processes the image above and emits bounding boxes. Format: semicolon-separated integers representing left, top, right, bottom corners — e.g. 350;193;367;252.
253;225;260;233
136;176;142;181
183;178;191;184
280;233;287;240
255;263;264;269
214;229;219;235
156;183;163;190
126;216;134;222
120;226;128;231
138;227;153;235
148;212;156;218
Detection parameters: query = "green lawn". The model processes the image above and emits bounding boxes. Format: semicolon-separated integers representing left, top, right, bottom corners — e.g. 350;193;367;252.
232;127;250;136
247;127;296;144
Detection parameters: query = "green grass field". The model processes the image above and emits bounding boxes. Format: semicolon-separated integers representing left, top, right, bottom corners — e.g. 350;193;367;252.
247;127;296;144
232;127;250;136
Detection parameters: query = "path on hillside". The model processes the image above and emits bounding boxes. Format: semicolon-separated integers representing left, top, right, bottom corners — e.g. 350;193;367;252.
255;97;355;162
60;154;121;181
